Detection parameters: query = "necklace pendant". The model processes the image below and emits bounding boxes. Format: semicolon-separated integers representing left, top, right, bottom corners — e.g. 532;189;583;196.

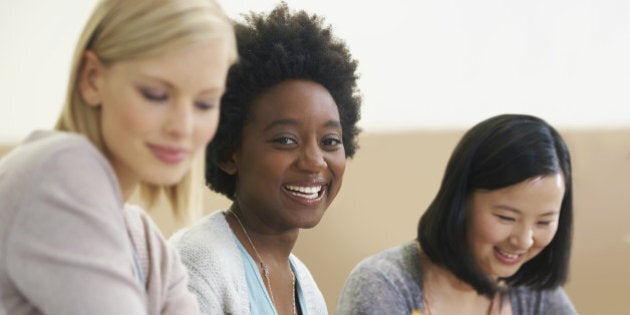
261;262;270;277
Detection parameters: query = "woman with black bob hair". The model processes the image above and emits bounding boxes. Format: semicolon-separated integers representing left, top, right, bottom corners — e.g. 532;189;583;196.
172;3;360;314
337;114;576;314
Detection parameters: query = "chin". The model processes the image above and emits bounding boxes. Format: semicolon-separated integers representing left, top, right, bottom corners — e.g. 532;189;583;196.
296;213;326;229
494;269;519;280
298;221;320;229
144;172;187;187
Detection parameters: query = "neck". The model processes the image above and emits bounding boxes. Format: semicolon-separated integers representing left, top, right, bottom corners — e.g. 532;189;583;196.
227;203;298;262
421;254;479;297
419;247;502;314
227;204;300;315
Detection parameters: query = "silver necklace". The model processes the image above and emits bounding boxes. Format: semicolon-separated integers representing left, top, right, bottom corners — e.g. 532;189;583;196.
229;210;297;315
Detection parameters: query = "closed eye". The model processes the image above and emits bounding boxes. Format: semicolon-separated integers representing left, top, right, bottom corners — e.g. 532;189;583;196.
496;215;516;222
537;220;552;226
195;101;217;111
141;89;168;102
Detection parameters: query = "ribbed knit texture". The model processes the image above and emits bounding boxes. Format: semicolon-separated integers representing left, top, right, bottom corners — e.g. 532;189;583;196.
171;211;328;315
336;241;577;315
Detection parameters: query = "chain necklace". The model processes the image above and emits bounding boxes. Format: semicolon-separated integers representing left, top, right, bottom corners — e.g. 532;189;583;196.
229;210;297;315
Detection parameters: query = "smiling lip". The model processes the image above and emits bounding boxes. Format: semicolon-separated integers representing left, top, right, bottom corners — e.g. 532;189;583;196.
283;182;328;206
494;247;525;265
148;144;188;164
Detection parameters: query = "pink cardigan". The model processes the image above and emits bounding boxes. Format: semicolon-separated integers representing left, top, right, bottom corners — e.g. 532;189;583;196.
0;131;200;315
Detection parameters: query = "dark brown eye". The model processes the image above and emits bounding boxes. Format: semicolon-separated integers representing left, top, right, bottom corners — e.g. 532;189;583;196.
272;136;297;145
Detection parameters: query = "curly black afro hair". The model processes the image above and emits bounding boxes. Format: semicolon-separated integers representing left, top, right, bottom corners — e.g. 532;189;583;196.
206;3;362;200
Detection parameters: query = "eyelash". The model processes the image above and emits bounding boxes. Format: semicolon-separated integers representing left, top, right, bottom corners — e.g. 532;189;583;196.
323;137;342;147
497;215;515;222
273;136;297;145
141;89;168;102
142;89;216;111
195;102;216;111
270;136;342;148
496;215;553;227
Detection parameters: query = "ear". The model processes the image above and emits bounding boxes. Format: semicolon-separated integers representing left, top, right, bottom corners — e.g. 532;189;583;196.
218;153;238;175
78;50;105;107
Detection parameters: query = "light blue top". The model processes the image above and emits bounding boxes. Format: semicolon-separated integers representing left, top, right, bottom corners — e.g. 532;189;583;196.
232;232;307;315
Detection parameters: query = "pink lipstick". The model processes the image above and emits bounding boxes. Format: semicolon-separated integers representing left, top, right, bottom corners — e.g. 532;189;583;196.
148;144;187;164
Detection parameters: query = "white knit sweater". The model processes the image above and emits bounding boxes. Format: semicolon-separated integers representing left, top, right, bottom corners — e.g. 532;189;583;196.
170;211;328;315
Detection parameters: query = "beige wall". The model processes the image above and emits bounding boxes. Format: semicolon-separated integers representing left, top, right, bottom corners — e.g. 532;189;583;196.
2;129;629;313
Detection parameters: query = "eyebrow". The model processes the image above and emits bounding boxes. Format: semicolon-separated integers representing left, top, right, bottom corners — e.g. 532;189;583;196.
263;118;341;132
494;205;559;217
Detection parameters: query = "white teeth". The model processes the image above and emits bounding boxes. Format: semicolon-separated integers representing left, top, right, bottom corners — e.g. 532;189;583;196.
285;185;323;199
285;185;322;194
497;249;520;259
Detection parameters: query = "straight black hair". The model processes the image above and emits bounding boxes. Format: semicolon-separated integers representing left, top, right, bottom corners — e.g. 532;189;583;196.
418;114;573;297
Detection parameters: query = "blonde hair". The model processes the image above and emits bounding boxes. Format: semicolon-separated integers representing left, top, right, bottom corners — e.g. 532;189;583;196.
56;0;237;219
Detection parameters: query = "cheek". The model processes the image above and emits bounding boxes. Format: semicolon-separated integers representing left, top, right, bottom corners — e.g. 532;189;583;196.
102;104;147;141
239;150;288;183
121;107;148;131
327;154;346;195
101;84;149;136
470;216;508;247
333;155;346;177
536;227;558;248
329;150;347;177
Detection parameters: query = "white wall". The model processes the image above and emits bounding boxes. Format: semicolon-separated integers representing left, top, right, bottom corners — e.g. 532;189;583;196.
2;0;629;142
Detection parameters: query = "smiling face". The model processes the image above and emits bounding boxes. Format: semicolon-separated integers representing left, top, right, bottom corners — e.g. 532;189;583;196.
80;41;232;198
466;174;565;280
227;80;346;232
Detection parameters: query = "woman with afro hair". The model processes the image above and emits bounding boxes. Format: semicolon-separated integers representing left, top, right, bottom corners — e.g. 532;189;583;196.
171;3;361;314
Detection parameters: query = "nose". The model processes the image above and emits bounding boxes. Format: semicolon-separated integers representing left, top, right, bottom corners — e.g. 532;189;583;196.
509;225;534;250
296;141;327;172
165;101;193;138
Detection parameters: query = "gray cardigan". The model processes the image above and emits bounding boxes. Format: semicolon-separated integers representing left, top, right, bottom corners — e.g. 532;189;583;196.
171;211;328;315
0;131;201;315
336;241;577;315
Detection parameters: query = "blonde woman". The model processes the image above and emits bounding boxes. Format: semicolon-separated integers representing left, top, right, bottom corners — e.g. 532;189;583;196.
0;0;236;314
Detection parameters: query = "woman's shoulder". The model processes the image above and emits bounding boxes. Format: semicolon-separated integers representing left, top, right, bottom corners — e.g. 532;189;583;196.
351;241;421;278
1;130;111;185
3;130;96;165
336;241;424;314
17;130;98;158
169;211;237;264
0;130;120;217
341;240;423;296
170;211;229;245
